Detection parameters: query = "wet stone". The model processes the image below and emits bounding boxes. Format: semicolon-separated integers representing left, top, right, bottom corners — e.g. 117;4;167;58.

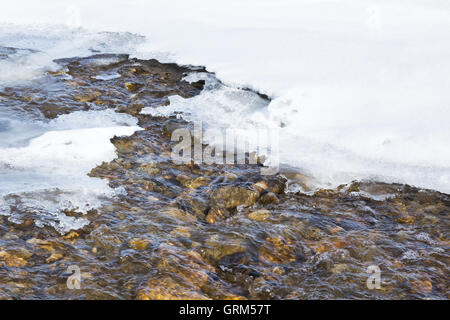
248;209;271;222
0;250;28;267
258;236;303;264
136;276;209;300
258;192;280;205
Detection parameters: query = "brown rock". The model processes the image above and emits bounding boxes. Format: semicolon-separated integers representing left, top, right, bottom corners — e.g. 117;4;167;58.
411;279;433;294
73;90;101;103
397;215;415;224
170;227;191;238
0;251;28;267
210;185;259;209
46;253;63;263
248;209;271;222
332;239;350;249
204;236;247;261
136;277;209;300
63;231;80;240
161;207;197;223
258;192;280;205
206;185;260;223
252;181;269;193
124;82;142;92
129;238;149;250
205;207;231;224
26;238;59;252
187;177;212;189
258;236;298;264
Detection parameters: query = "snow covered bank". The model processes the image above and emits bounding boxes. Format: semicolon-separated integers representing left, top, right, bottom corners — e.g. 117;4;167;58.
1;0;449;192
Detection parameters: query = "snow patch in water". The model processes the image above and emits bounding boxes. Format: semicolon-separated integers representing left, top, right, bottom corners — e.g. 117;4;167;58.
0;109;141;233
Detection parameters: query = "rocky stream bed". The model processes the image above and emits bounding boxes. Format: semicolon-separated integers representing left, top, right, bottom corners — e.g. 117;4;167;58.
0;52;448;299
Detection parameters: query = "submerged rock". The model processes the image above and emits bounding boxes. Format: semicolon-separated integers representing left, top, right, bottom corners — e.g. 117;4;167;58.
136;277;209;300
205;185;260;223
248;209;271;222
258;236;301;264
0;250;28;267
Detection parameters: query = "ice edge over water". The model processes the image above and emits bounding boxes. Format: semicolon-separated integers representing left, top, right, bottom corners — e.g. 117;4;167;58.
0;0;450;195
0;109;141;233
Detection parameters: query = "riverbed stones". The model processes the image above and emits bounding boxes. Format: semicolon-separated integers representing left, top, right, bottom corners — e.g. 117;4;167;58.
0;250;28;267
210;185;260;209
202;235;247;261
46;253;63;264
205;185;260;223
124;82;142;92
258;236;299;264
258;192;280;205
410;278;433;294
205;207;231;224
136;276;209;300
0;52;448;300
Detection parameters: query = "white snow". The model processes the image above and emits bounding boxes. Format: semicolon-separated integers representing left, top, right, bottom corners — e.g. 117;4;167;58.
0;0;449;194
0;109;140;232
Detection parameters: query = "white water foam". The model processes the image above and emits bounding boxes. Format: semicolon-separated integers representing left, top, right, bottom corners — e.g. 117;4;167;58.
1;0;450;194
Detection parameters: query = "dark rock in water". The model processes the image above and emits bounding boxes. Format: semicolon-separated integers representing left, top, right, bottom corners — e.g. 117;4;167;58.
258;236;301;264
205;206;232;224
217;251;261;285
191;79;205;91
258;192;280;205
124;81;142;92
205;185;260;223
176;196;209;219
209;185;260;209
162;118;191;137
38;102;74;119
251;175;287;195
218;251;254;266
